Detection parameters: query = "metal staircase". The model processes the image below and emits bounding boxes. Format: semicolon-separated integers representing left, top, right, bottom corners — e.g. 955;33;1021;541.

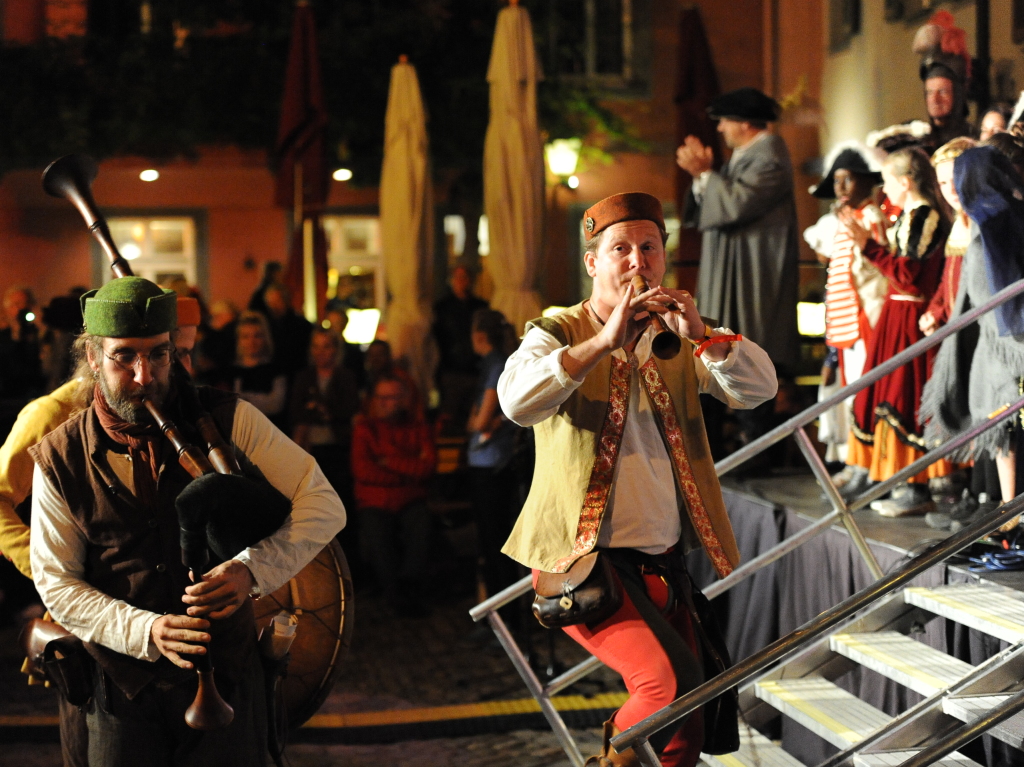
702;582;1024;767
471;278;1024;767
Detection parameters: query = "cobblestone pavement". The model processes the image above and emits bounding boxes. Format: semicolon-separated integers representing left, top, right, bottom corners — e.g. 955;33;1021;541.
0;729;606;767
0;536;626;766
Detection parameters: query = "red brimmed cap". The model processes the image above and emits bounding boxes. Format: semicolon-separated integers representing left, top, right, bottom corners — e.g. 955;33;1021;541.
176;297;201;328
582;192;665;238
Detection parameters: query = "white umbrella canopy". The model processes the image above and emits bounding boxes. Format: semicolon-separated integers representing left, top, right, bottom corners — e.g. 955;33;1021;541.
483;2;545;336
380;59;436;399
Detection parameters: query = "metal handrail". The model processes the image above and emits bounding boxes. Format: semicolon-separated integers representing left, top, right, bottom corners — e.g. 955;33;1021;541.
896;688;1024;767
816;641;1024;767
469;278;1024;766
706;392;1024;600
472;279;1024;615
714;277;1024;476
611;493;1024;758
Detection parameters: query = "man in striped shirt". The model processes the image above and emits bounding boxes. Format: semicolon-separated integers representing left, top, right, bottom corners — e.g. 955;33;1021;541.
808;143;888;480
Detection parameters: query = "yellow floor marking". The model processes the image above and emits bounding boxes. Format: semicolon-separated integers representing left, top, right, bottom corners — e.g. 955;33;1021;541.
907;588;1024;637
711;755;747;767
303;692;630;728
757;681;867;743
0;694;630;732
832;634;952;690
0;715;59;726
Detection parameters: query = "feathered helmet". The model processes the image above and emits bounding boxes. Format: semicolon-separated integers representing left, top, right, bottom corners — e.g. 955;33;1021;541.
809;141;885;199
914;11;971;85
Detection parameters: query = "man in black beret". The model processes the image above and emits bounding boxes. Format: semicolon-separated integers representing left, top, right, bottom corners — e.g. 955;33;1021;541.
28;276;346;765
677;87;800;448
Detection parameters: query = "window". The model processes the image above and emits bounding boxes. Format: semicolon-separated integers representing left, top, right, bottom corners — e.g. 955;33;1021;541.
104;217;197;286
532;0;649;92
322;215;385;311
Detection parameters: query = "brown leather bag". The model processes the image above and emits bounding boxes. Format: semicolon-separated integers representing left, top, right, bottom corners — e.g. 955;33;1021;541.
532;552;623;629
19;618;93;706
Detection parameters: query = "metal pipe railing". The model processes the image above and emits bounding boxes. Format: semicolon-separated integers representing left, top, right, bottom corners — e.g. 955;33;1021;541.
714;277;1024;476
469;279;1024;767
816;641;1024;767
469;575;531;622
611;493;1024;759
896;688;1024;767
794;424;884;578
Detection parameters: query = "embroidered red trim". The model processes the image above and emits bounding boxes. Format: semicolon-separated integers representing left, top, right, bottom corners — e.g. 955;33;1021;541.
639;359;734;579
552;356;631;573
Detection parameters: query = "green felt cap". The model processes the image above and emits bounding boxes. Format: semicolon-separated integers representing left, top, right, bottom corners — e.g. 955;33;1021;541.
81;277;178;338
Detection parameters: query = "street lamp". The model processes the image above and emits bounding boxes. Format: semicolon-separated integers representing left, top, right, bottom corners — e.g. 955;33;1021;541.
545;138;582;186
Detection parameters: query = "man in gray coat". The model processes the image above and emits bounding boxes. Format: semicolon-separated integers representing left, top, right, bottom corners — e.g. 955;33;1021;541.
678;87;800;448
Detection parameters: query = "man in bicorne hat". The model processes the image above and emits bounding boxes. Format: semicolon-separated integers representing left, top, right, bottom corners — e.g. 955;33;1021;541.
498;193;777;766
28;277;346;765
677;87;800;448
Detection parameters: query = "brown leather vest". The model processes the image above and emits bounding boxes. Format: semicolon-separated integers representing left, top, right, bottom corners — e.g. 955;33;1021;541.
31;386;255;697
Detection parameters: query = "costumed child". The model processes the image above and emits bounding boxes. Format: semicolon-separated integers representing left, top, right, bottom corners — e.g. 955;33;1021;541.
919;138;977;338
806;142;889;469
916;138;977;527
837;147;955;515
920;143;1024;533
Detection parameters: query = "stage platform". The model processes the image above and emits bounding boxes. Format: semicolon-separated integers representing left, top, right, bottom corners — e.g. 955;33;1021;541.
720;471;1024;594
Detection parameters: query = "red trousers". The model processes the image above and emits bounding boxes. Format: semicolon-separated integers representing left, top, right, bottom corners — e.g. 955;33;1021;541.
558;569;705;766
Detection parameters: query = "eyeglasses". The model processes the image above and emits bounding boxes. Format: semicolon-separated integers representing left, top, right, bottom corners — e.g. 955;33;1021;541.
105;347;174;372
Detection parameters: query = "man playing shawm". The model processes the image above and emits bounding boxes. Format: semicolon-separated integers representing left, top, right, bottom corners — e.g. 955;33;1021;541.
30;277;346;766
498;193;776;766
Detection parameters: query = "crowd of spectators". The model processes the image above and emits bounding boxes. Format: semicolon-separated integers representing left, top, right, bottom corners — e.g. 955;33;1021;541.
0;262;525;622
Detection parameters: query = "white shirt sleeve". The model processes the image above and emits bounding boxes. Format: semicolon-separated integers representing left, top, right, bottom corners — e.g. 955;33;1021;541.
690;170;712;201
696;330;778;409
497;326;582;427
229;400;347;596
31;465;162;661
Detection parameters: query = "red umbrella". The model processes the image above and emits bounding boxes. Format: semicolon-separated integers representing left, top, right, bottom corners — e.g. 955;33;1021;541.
276;0;329;320
673;7;722;286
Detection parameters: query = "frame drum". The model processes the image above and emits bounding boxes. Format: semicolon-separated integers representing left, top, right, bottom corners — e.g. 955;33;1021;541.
253;539;354;727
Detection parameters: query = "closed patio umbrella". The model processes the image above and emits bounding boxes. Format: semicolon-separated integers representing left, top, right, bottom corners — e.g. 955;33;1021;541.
380;57;436;398
483;0;545;335
276;0;329;321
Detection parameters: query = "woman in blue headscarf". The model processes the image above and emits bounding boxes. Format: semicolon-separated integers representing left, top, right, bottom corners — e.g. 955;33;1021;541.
921;144;1024;518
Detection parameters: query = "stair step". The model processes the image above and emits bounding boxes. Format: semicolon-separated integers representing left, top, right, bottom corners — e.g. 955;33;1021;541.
700;725;805;767
853;751;984;767
755;677;891;749
942;694;1024;748
830;632;973;696
904;585;1024;643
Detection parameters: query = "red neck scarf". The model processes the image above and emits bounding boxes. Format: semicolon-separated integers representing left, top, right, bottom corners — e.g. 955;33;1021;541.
93;384;164;505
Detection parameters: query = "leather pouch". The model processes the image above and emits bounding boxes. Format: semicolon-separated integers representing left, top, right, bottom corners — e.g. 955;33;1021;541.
20;619;93;706
532;552;623;629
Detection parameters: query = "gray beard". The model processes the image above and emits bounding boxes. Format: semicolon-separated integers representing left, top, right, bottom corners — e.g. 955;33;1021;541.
96;372;166;424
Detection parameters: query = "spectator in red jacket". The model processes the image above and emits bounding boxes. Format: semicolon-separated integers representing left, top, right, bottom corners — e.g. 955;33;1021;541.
351;375;436;616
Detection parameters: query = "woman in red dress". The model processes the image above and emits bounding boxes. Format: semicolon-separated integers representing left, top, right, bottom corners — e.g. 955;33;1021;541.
837;147;955;516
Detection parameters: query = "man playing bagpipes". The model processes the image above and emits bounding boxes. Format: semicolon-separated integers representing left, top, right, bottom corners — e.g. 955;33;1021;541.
29;276;346;766
3;294;200;766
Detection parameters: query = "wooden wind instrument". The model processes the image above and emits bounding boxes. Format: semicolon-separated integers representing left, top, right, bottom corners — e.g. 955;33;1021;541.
42;153;235;731
631;275;683;360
